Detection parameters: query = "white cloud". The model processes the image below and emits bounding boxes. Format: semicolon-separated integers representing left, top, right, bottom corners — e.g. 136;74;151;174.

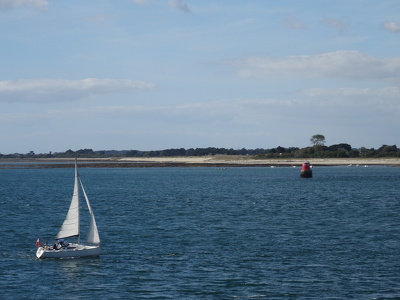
33;93;399;127
130;0;146;5
222;51;400;82
383;21;400;33
168;0;191;13
79;14;117;23
299;87;400;114
320;17;348;33
301;87;400;100
0;0;48;11
0;78;154;103
284;16;305;29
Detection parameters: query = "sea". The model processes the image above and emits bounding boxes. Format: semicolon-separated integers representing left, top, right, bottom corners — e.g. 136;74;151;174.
0;165;399;299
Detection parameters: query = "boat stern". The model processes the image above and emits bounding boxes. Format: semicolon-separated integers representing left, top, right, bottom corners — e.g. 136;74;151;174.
36;247;45;259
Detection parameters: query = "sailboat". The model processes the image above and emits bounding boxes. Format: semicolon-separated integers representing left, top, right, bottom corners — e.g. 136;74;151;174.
36;160;100;259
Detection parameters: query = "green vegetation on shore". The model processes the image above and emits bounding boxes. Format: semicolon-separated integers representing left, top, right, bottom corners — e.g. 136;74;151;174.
2;143;399;159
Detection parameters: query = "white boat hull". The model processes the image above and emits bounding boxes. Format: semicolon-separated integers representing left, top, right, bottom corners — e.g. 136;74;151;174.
36;244;100;259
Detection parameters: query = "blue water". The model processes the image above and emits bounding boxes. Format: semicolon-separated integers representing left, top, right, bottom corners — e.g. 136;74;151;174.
0;166;399;299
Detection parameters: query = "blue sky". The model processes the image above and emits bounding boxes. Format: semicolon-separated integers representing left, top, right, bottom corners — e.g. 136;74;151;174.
1;0;400;154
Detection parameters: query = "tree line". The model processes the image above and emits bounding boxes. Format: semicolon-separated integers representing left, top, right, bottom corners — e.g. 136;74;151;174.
1;144;399;159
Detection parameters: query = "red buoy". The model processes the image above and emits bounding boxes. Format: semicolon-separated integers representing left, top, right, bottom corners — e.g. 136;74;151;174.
300;161;312;178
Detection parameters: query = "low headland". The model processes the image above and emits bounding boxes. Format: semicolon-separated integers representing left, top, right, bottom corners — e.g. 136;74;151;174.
0;156;399;169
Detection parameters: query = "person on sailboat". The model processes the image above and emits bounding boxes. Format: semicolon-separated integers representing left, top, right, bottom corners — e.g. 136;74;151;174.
59;239;69;248
53;240;62;250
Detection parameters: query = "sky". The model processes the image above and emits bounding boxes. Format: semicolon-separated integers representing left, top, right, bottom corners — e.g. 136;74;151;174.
1;0;400;154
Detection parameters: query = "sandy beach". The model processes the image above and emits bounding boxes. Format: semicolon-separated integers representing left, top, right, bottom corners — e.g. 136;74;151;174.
1;156;398;168
119;156;400;166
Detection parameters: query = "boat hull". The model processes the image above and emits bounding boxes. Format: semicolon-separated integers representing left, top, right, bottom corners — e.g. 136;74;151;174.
36;244;100;259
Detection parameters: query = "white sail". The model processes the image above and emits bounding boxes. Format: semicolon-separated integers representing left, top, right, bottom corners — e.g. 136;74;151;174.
56;163;80;239
80;178;100;244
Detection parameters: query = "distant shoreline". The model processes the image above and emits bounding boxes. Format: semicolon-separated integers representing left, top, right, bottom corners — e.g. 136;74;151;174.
0;156;399;169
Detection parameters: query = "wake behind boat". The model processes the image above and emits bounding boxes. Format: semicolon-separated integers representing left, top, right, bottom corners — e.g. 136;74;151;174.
36;160;100;259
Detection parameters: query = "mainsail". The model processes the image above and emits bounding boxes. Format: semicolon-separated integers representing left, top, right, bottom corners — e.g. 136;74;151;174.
56;163;80;239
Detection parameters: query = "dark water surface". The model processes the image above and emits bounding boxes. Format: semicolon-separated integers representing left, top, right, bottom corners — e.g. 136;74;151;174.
1;166;399;299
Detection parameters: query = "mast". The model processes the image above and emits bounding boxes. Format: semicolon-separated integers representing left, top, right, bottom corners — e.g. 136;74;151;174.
76;159;81;244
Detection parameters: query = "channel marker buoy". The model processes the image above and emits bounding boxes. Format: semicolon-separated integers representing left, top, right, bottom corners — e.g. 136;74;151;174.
300;161;312;178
